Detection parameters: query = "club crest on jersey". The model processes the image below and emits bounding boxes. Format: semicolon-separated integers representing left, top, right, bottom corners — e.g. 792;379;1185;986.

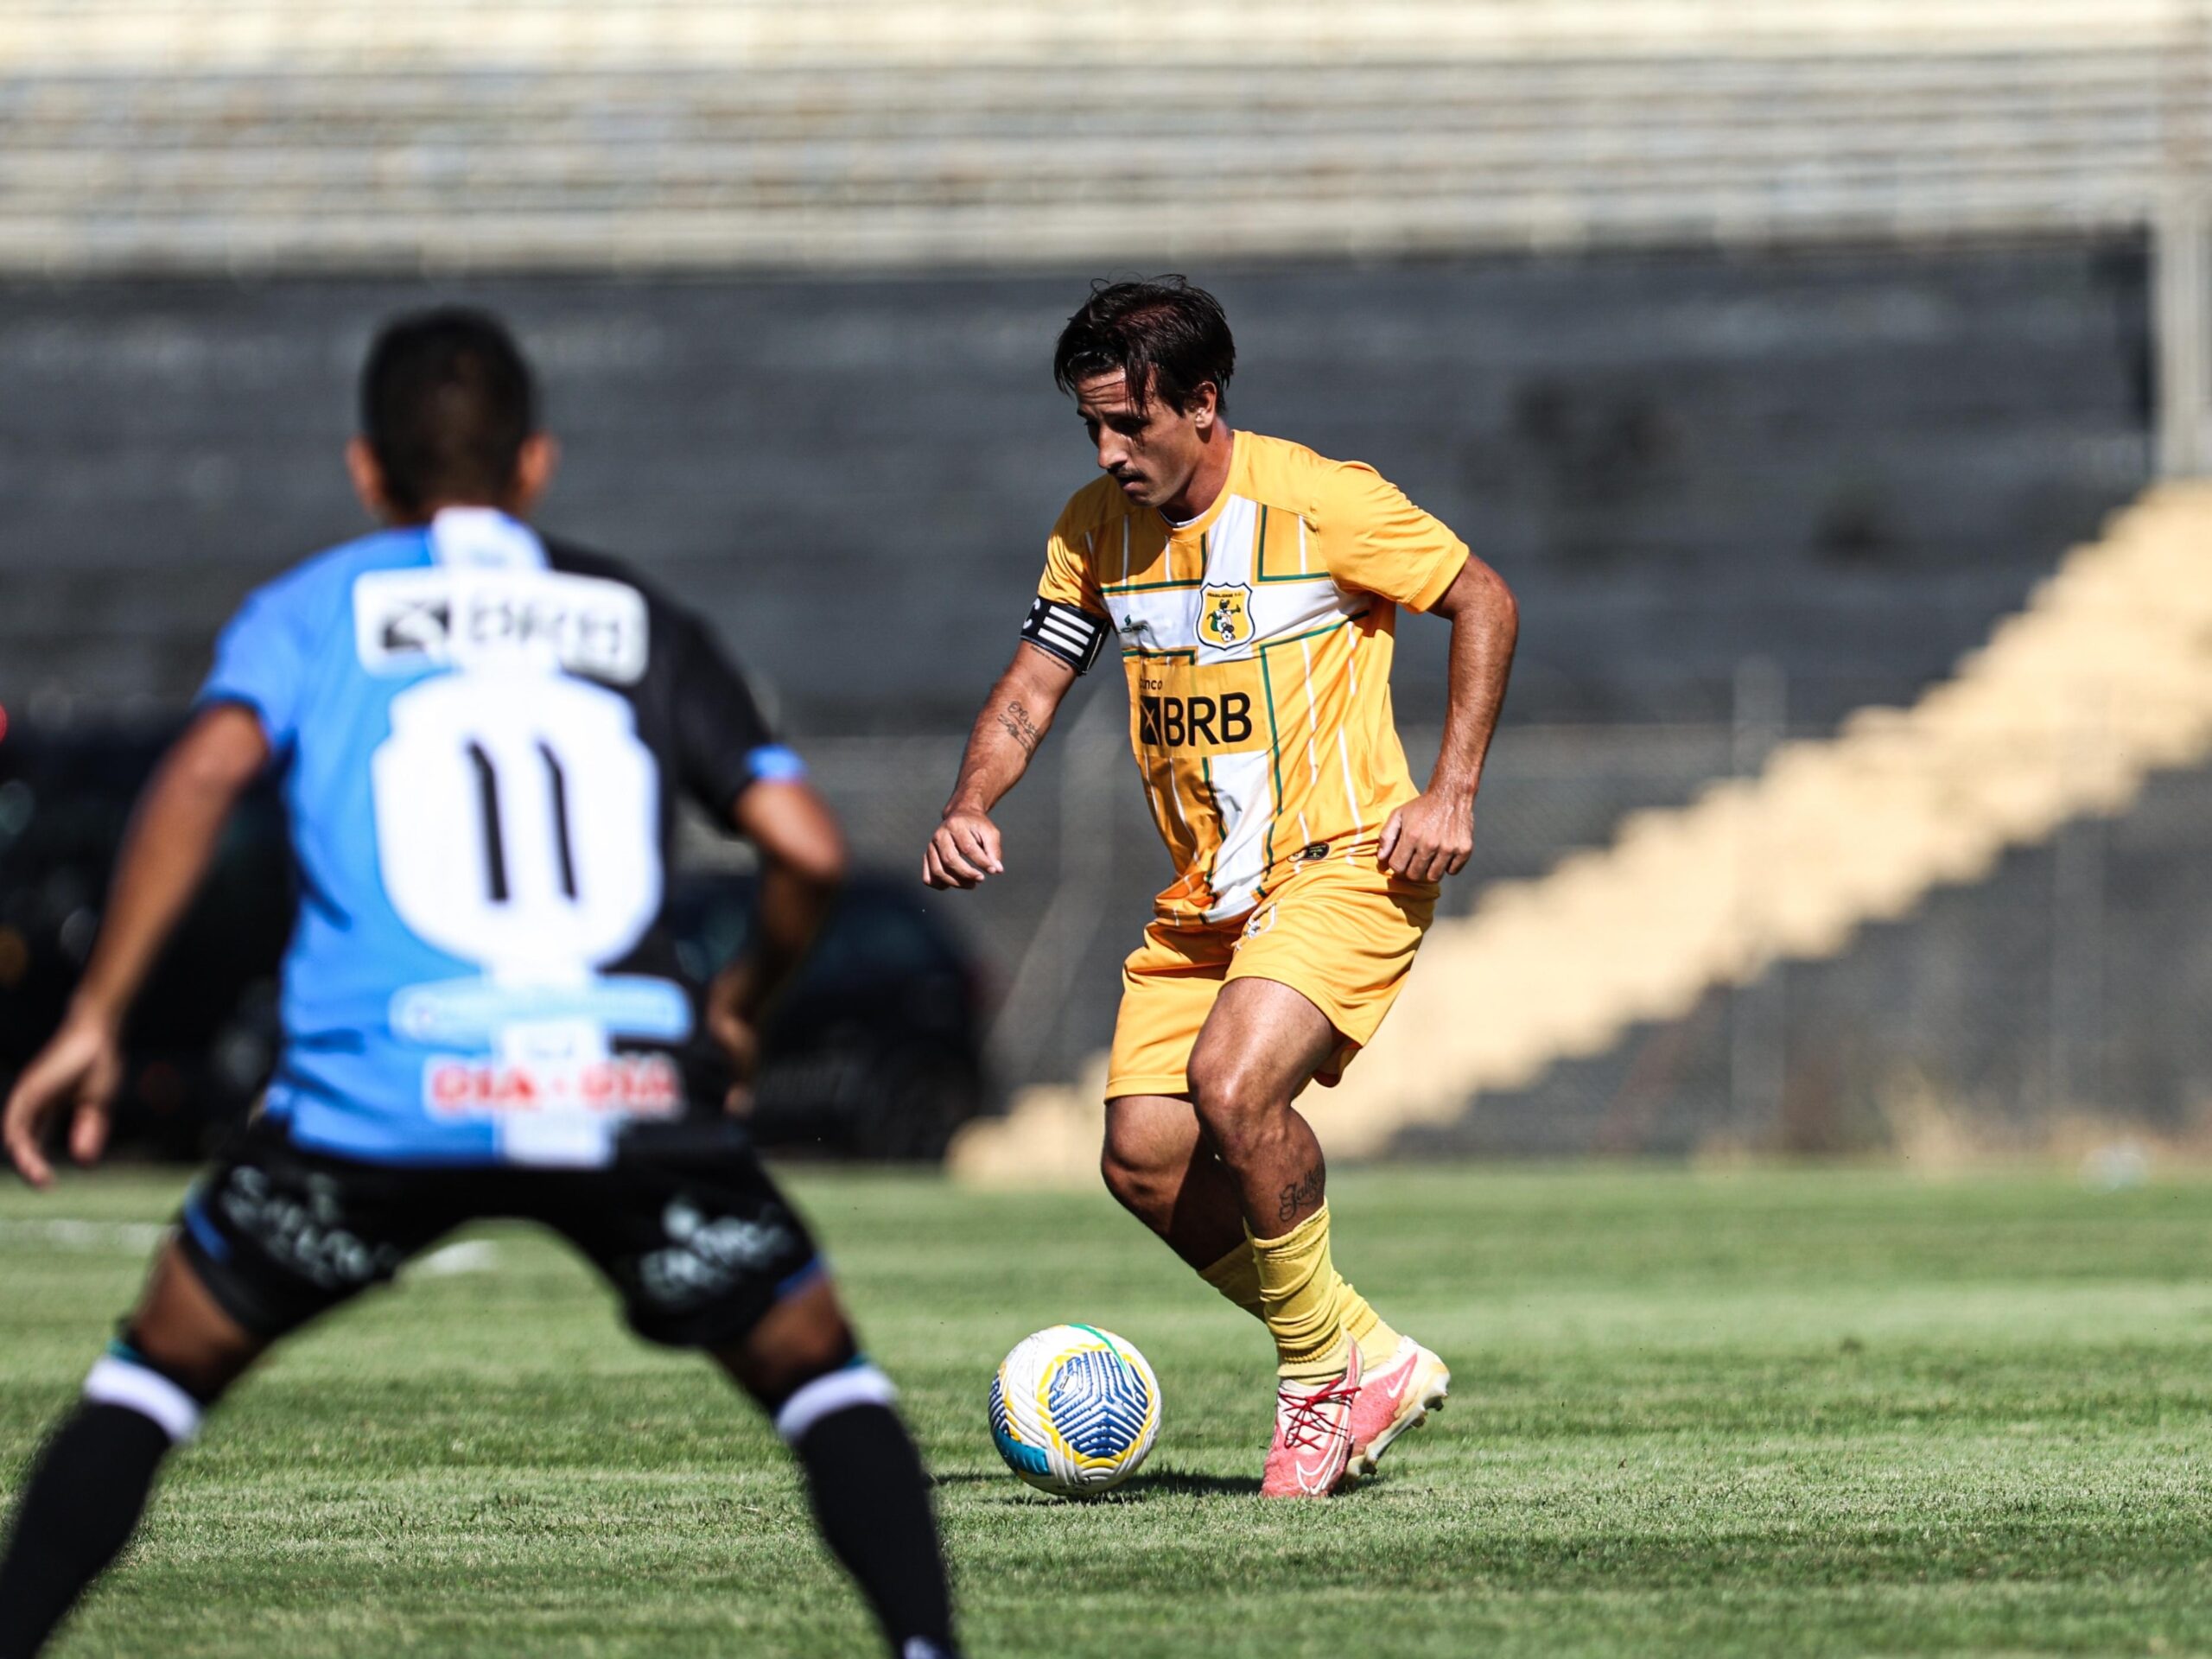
1198;583;1255;650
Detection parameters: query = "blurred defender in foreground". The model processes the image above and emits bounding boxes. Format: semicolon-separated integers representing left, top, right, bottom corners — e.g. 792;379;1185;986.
926;277;1518;1498
0;311;959;1659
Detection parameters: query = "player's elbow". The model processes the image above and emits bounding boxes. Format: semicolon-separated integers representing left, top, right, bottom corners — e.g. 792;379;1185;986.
1468;562;1522;619
758;820;847;892
776;835;849;892
736;779;849;889
164;702;271;798
1452;556;1517;632
762;817;849;892
1491;578;1520;654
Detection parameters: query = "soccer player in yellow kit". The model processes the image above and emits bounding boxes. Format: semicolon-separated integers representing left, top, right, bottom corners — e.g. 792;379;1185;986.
925;277;1517;1497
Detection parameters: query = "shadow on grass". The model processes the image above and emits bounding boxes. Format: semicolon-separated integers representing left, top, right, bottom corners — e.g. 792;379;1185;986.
1116;1470;1262;1498
935;1468;1262;1500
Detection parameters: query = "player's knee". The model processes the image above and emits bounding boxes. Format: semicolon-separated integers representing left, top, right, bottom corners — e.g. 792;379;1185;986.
1186;1059;1283;1156
744;1341;857;1411
718;1274;860;1407
119;1316;254;1407
1099;1135;1169;1219
1098;1111;1169;1194
1097;1136;1137;1203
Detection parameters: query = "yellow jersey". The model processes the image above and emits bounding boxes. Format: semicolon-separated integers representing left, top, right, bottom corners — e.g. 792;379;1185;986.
1026;429;1468;925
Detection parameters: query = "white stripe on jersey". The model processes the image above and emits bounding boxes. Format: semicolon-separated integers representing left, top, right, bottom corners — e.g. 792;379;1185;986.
1338;729;1365;840
1107;494;1343;661
1160;755;1192;838
1209;496;1257;587
1203;749;1276;924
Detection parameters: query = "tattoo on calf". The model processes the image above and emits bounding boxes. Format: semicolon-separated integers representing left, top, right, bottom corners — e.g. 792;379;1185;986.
998;700;1043;758
1277;1163;1325;1224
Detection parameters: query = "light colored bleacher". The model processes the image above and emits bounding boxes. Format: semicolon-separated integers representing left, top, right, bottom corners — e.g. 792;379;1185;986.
0;0;2196;271
0;3;2183;68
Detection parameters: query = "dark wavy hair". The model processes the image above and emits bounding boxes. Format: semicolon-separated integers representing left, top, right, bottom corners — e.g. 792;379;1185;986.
360;307;537;514
1052;276;1235;416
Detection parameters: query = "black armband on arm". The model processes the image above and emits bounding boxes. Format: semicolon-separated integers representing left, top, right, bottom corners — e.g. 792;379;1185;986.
1020;597;1109;673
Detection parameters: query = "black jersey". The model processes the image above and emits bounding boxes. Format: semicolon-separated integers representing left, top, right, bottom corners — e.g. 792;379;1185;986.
197;505;797;1166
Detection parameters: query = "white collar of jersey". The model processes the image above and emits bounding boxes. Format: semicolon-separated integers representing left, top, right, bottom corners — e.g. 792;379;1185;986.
429;507;547;571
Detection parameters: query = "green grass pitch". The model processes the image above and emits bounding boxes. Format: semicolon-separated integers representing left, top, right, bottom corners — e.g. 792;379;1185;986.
4;1162;2212;1656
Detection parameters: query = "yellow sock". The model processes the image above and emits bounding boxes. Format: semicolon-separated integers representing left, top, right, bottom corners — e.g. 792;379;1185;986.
1199;1241;1267;1322
1249;1202;1367;1382
1341;1282;1402;1374
1207;1218;1405;1376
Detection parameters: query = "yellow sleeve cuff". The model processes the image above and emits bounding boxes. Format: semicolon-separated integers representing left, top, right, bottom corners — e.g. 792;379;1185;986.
1403;543;1471;613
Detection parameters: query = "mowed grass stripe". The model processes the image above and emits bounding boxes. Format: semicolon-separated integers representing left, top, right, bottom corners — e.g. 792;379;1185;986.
3;1165;2212;1656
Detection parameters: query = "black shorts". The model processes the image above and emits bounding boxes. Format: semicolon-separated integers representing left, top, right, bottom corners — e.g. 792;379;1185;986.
172;1115;822;1351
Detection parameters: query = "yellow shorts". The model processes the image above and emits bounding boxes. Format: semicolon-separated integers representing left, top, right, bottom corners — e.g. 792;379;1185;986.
1103;854;1439;1100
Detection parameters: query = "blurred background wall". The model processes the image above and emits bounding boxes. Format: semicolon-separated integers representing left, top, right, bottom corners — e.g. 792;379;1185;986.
3;0;2209;1160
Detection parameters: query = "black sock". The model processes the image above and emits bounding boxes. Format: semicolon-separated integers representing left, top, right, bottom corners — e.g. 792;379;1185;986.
791;1403;957;1658
0;1403;175;1659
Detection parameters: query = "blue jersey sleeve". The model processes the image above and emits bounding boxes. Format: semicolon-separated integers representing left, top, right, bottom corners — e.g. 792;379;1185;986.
196;572;317;752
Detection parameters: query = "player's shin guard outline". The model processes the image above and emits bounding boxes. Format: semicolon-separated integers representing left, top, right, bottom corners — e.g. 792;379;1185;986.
81;1349;203;1445
775;1359;898;1444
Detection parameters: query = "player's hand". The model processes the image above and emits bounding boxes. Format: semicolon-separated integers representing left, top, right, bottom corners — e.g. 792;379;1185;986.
704;963;764;1114
923;808;1004;890
1378;790;1475;884
3;1009;124;1188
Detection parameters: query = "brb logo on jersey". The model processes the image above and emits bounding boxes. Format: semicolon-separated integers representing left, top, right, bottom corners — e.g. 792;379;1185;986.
1198;583;1254;650
1138;690;1254;749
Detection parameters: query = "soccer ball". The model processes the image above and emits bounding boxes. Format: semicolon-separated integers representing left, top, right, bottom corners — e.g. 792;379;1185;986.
988;1325;1161;1496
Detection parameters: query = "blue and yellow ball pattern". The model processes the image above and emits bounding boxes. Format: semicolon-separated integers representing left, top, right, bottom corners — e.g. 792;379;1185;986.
988;1324;1161;1495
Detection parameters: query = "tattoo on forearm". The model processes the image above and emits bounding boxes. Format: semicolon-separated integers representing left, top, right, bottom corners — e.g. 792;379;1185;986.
1277;1162;1325;1224
998;700;1043;758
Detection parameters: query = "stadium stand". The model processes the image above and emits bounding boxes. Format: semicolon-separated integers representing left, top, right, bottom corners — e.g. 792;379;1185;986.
0;246;2145;729
1;0;2200;1160
0;1;2194;272
0;248;2156;1151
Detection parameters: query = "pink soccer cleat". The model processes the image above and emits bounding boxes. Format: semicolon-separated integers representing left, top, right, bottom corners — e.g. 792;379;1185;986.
1259;1344;1363;1498
1342;1335;1450;1484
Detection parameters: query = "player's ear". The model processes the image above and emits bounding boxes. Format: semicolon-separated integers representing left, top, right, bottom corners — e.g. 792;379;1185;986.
345;436;397;524
512;433;561;518
1189;382;1219;435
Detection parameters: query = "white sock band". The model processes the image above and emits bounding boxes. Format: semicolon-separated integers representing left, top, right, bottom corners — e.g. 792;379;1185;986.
84;1355;202;1445
774;1363;897;1445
